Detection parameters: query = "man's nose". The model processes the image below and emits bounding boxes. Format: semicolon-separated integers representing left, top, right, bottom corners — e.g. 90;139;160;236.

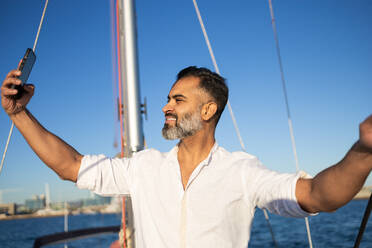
162;102;173;114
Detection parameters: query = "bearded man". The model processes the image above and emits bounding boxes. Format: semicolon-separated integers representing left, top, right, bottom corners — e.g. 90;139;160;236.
1;66;372;248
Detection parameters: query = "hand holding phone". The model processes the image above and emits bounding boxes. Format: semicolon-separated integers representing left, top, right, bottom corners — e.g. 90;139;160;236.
11;48;36;99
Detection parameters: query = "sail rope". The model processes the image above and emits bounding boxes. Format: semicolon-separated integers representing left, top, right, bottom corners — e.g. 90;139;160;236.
267;0;313;247
0;122;14;175
0;0;49;176
191;0;278;247
191;0;246;151
33;0;49;53
114;0;127;247
353;193;372;248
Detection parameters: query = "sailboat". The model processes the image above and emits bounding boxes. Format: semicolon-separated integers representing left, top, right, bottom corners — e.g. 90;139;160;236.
0;0;371;247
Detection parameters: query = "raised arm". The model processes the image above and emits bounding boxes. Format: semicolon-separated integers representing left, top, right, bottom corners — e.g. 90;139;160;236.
296;115;372;213
1;69;82;182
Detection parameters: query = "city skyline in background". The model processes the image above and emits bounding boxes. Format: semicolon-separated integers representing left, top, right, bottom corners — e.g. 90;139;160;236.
0;0;371;204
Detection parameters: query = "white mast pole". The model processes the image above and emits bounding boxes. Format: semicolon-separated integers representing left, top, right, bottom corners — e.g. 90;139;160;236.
117;1;143;247
118;0;144;157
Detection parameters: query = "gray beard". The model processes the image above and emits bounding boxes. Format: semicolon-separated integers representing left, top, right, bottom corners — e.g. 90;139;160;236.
162;111;203;140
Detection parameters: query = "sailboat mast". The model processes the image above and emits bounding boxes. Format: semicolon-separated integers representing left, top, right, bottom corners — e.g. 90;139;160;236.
118;0;144;157
116;1;142;247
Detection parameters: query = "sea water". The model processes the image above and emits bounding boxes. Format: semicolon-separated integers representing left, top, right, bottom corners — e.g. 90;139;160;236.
0;200;371;247
250;200;372;247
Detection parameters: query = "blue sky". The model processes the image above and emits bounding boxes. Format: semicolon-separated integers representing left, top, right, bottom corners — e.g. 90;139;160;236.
0;0;371;204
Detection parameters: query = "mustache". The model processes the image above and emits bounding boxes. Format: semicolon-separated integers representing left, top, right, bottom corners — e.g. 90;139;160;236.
165;113;177;119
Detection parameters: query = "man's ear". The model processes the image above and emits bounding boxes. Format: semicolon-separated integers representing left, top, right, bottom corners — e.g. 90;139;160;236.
201;102;218;121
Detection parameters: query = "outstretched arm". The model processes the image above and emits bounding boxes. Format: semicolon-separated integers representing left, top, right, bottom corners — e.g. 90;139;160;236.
1;70;82;182
296;115;372;213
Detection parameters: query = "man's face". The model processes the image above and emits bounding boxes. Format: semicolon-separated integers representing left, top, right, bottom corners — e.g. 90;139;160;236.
162;77;204;140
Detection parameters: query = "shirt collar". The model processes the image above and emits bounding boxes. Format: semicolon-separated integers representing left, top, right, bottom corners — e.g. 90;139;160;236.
166;141;219;167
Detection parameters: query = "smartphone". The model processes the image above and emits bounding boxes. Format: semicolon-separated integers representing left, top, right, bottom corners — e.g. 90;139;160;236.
11;48;36;99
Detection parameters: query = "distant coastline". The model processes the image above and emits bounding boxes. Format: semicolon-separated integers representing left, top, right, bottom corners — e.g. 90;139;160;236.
1;186;371;221
0;213;65;221
354;186;372;200
0;211;117;221
0;203;119;221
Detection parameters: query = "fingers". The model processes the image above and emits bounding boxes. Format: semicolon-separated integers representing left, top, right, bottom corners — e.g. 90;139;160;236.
1;87;18;96
1;70;35;102
1;75;22;94
1;83;35;97
6;69;21;79
3;70;21;89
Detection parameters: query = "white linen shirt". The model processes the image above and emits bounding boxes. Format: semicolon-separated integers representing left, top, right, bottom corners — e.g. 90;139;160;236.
76;143;310;248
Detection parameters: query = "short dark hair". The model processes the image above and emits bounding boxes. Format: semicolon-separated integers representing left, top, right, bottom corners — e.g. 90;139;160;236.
176;66;228;124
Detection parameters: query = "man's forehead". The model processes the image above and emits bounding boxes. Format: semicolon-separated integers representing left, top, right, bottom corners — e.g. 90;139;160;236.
172;76;200;89
168;76;200;96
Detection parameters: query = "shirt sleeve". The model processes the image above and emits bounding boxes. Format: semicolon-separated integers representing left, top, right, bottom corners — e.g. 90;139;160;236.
76;154;133;196
243;157;315;218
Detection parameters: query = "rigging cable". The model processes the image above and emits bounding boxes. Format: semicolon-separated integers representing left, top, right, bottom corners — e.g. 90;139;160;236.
191;0;246;151
353;193;372;248
191;0;278;247
115;0;125;160
267;0;313;247
0;0;49;176
115;0;127;247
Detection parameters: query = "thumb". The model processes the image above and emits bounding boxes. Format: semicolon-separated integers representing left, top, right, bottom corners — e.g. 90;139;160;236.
24;84;35;94
24;83;35;90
